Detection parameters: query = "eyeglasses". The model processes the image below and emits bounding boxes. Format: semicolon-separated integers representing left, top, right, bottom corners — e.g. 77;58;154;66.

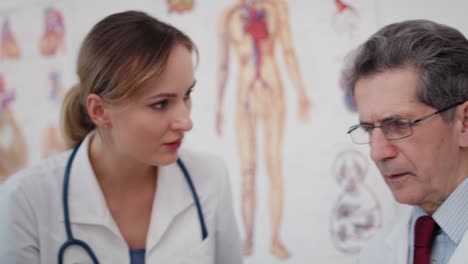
347;101;463;144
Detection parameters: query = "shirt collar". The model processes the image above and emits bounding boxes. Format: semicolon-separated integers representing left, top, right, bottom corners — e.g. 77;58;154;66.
433;178;468;245
411;178;468;245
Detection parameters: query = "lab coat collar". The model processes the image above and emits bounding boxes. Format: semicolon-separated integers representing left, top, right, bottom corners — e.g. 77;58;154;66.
58;133;115;229
383;207;411;264
58;134;195;249
449;231;468;264
380;205;468;264
146;151;195;252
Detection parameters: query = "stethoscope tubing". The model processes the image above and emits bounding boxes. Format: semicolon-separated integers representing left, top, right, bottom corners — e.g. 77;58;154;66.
58;142;207;264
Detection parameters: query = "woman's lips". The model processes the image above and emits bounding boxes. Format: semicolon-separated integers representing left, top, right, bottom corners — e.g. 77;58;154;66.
164;139;182;150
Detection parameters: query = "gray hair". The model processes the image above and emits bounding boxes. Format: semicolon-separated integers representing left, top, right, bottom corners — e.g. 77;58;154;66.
342;19;468;122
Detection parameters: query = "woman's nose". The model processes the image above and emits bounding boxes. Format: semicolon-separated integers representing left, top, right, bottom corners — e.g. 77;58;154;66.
171;103;193;132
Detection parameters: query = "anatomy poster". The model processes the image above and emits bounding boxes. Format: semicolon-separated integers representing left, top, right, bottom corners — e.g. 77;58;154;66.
166;0;195;14
1;18;21;60
215;0;312;260
41;70;67;158
0;1;398;263
39;7;66;57
158;0;396;263
0;73;27;183
330;148;383;254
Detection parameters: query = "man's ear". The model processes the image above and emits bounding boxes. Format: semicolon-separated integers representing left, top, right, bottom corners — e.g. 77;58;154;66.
458;101;468;147
87;94;110;128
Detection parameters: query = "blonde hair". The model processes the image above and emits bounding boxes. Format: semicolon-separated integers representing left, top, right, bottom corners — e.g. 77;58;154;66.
61;11;196;147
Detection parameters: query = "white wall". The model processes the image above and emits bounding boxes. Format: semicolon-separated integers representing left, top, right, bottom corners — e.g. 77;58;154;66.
375;0;468;32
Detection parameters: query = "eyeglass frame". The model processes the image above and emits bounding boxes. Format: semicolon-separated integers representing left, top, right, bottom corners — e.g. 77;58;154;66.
347;101;464;144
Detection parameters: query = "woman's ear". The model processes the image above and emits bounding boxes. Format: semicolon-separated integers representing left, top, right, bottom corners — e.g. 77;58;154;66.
458;101;468;147
87;94;110;128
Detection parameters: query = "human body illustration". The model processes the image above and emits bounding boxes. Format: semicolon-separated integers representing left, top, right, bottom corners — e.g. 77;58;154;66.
0;74;27;182
216;0;311;260
332;0;360;39
39;7;65;57
330;148;382;254
166;0;195;13
41;71;67;157
1;19;21;60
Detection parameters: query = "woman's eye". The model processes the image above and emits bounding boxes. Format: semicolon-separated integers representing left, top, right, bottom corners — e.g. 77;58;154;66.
184;88;193;100
151;99;169;109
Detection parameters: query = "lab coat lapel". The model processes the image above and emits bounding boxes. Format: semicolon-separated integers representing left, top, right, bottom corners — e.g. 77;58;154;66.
58;135;119;234
384;209;411;264
448;231;468;264
146;160;194;252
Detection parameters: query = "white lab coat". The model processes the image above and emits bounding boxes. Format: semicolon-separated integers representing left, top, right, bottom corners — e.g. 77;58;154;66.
358;207;468;264
0;135;243;264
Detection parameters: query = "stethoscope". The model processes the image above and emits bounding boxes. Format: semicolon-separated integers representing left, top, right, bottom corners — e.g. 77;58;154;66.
58;141;208;264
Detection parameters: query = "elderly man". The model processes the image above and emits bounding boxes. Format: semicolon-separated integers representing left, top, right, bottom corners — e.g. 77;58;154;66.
344;20;468;264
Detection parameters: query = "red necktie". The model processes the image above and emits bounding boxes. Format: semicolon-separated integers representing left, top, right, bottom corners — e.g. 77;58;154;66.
413;216;439;264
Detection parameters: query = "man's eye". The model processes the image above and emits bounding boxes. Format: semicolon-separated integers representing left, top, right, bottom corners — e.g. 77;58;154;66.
385;119;411;131
395;119;411;127
360;125;373;133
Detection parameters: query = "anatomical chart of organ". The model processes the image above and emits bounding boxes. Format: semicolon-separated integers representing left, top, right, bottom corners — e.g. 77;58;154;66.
166;0;195;14
339;72;357;113
0;74;27;183
41;71;67;158
39;7;66;57
216;0;312;260
330;148;383;254
330;0;377;114
1;18;21;60
332;0;360;39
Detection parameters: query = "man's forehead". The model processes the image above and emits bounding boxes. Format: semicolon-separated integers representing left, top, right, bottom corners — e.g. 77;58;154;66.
356;98;431;124
354;68;424;122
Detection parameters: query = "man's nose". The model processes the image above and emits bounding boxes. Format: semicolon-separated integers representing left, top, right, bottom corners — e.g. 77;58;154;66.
369;128;398;163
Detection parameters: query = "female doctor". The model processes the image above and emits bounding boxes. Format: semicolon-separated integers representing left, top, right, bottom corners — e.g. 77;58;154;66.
0;10;242;264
